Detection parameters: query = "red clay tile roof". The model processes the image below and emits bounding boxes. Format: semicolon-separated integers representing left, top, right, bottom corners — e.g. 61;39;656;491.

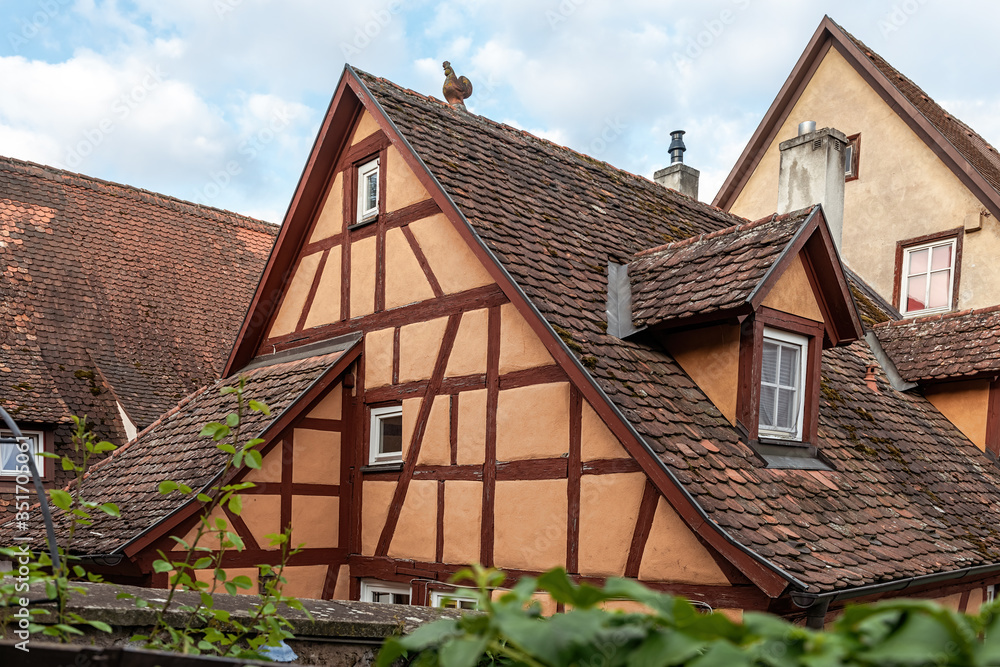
0;156;277;435
4;347;349;554
359;70;1000;593
871;306;1000;382
838;20;1000;198
629;209;813;329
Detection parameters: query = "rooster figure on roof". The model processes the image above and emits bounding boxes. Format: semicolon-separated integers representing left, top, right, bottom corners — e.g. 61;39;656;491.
442;61;473;111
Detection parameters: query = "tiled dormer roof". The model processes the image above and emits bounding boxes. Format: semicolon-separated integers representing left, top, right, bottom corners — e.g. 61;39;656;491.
872;306;1000;383
0;156;277;433
359;70;1000;593
629;209;812;329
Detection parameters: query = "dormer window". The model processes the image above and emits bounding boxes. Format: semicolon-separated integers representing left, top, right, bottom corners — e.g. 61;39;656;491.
1;429;46;478
759;328;808;441
357;157;379;222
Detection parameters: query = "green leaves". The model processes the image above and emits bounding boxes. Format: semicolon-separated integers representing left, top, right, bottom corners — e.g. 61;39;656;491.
49;489;73;511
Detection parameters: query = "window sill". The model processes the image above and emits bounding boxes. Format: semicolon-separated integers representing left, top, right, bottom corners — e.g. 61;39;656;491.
900;306;952;319
362;461;403;474
348;216;379;231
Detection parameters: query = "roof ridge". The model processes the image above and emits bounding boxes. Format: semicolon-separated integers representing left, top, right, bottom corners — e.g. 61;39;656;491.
355;69;747;228
874;302;1000;328
0;154;279;235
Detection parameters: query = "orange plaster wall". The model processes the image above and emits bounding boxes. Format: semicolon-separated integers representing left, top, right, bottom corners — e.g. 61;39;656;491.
308;383;343;420
241;494;282;548
292;428;341;485
387;479;437;562
385;226;435;309
292;495;339;549
415;395;451;465
494;479;567;571
386;145;431;212
408;213;495;294
361;481;396;555
966;587;985;615
933;592;964;611
307;172;343;243
638;497;730;585
442;480;482;565
332;564;351;600
399;316;448;383
400;397;421;461
457;389;487;465
303;245;342;329
496;383;569;461
268;252;322;338
924;379;991;451
716;609;743;623
581;401;629;460
761;254;824;324
364;328;394;388
280;565;329;600
663;324;740;424
578;473;646;577
195;567;258;595
181;507;231;546
445;308;488;378
498;302;554;374
352;111;380;145
243;442;282;484
350;236;376;317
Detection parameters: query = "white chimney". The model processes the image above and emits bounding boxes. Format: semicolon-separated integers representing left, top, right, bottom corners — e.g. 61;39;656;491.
777;124;847;248
655;130;700;200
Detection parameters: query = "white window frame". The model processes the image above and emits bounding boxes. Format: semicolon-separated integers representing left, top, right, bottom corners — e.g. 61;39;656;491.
0;430;45;477
758;328;808;442
900;238;957;316
360;579;411;605
369;405;403;465
356;157;380;222
430;589;479;610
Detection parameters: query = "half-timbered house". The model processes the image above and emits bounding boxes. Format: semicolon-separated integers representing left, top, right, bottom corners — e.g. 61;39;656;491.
18;65;1000;627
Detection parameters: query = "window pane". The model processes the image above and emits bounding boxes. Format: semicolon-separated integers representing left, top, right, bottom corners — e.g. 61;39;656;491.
844;144;853;175
366;171;378;211
906;274;927;312
380;415;403;454
0;442;17;472
0;432;39;474
930;244;952;270
776;387;796;431
908;248;928;275
759;385;776;428
761;342;778;384
928;270;950;308
778;345;799;387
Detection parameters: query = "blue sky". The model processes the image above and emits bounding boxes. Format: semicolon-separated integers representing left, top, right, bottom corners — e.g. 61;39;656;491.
1;0;998;223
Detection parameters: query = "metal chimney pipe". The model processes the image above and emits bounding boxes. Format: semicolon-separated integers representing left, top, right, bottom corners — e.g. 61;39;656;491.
668;130;687;164
798;120;816;136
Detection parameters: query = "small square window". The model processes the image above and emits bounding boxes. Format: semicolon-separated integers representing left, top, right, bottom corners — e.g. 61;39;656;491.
844;133;860;181
357;158;379;222
430;589;479;610
901;238;956;315
758;329;808;441
369;405;403;465
0;430;44;477
360;579;411;605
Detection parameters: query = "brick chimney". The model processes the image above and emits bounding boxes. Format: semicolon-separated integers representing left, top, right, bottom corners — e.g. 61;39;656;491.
777;122;847;249
655;130;700;200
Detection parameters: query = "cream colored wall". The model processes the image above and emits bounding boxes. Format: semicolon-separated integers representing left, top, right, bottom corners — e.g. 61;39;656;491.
923;379;991;451
662;324;741;424
761;254;824;323
639;497;730;585
579;472;645;576
729;46;1000;310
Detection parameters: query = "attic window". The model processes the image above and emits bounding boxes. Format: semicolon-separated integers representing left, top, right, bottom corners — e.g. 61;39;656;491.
0;430;45;477
758;329;807;441
844;134;860;181
895;231;961;316
357;157;380;222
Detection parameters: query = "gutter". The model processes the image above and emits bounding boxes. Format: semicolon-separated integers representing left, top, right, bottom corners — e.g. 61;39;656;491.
355;69;813;596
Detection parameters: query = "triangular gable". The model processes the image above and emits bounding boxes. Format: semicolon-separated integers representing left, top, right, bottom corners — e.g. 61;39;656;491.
712;15;1000;221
